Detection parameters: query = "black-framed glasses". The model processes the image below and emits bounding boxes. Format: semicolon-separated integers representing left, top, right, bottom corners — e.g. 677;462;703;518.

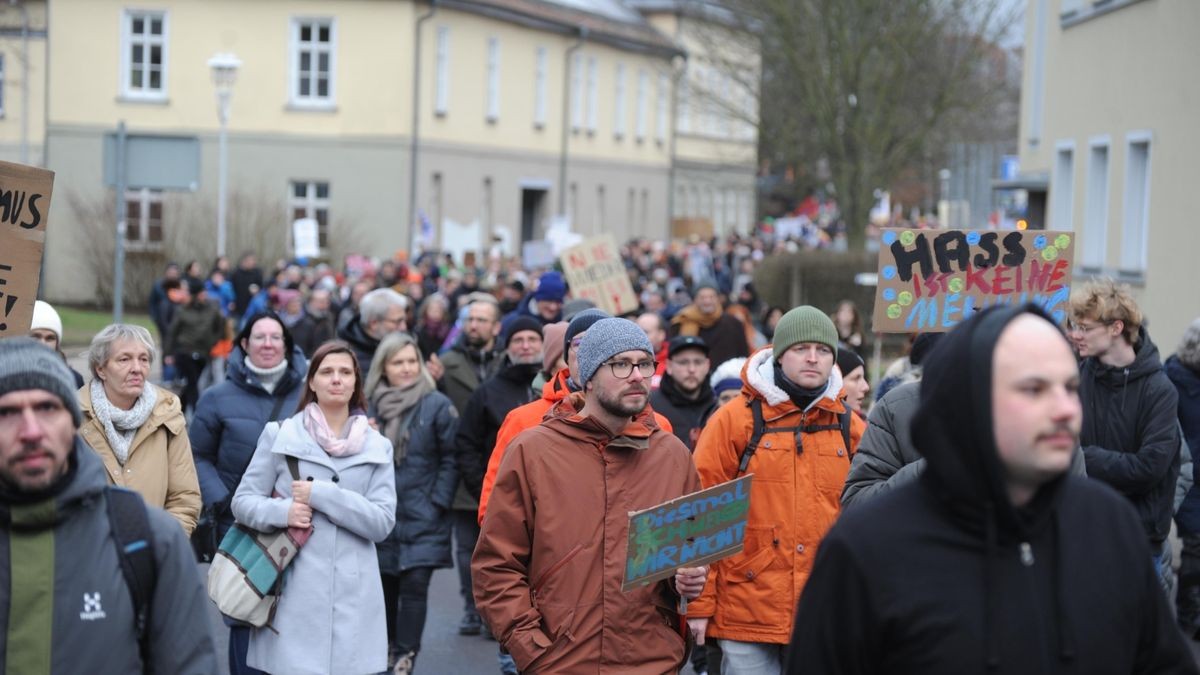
603;359;656;379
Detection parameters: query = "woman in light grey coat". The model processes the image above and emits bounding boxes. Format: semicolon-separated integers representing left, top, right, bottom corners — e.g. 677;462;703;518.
233;341;397;675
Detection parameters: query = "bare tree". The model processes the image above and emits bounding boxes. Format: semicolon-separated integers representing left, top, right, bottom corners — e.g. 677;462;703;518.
699;0;1018;246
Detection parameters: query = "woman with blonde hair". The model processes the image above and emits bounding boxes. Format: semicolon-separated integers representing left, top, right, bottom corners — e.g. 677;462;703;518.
366;332;460;674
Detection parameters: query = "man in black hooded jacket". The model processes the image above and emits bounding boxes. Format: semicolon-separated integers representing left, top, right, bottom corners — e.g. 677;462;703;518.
785;305;1194;674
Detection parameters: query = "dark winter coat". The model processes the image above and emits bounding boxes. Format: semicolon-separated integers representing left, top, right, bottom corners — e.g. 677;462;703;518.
1168;355;1200;535
165;300;224;356
668;311;750;369
787;306;1195;675
454;357;540;499
231;266;263;317
337;314;381;374
1079;327;1180;547
499;295;559;337
373;391;460;572
0;441;218;674
291;310;336;357
439;336;504;415
842;381;1087;508
649;373;715;450
189;345;308;537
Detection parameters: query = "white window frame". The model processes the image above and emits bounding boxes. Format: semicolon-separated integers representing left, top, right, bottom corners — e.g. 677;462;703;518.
124;187;165;250
635;69;648;142
486;37;500;123
570;53;583;132
1121;131;1152;273
1051;140;1075;232
534;46;547;129
1082;136;1111;269
613;63;626;140
120;9;168;100
435;26;450;116
656;73;668;144
289;180;331;249
289;17;336;108
586;56;598;133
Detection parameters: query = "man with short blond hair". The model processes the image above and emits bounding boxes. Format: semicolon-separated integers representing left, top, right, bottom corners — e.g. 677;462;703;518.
1068;279;1180;591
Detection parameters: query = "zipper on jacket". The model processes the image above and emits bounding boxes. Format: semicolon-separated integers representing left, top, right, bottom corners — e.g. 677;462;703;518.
1019;542;1034;566
531;543;585;602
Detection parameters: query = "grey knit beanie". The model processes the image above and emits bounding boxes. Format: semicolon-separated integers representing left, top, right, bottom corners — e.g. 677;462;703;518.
577;318;654;385
772;306;839;361
0;337;83;427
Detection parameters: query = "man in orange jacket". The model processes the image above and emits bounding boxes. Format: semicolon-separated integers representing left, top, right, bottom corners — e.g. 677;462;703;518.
687;306;864;675
477;309;674;525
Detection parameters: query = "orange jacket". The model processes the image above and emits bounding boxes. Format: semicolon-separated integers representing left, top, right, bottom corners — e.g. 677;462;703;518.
688;346;864;644
477;369;674;525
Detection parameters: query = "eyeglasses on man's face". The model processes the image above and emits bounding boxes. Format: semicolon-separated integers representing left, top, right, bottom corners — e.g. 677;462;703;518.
1066;320;1110;334
602;359;656;379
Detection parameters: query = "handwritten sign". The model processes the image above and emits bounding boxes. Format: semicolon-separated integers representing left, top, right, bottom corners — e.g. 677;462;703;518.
872;228;1074;333
560;235;638;316
623;475;752;591
0;161;54;337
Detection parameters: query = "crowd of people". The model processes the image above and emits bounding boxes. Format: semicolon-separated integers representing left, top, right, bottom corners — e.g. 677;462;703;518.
2;236;1199;674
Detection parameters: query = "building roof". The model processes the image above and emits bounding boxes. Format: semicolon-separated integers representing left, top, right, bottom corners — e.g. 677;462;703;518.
446;0;682;58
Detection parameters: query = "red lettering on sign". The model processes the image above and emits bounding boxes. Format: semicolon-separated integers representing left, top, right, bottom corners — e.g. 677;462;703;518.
964;265;992;294
1047;258;1068;293
992;266;1013;295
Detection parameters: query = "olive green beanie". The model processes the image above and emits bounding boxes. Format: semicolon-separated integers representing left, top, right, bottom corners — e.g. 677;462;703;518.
772;306;839;361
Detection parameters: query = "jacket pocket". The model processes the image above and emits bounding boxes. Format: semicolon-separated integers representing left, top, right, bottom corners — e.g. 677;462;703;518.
814;442;852;499
531;543;584;607
716;526;789;627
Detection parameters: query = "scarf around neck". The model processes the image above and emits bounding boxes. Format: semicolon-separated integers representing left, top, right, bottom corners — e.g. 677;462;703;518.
671;304;724;336
245;357;289;394
302;402;370;457
89;379;157;466
371;376;435;465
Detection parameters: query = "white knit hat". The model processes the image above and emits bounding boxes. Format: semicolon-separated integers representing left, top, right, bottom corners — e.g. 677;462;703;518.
31;300;63;341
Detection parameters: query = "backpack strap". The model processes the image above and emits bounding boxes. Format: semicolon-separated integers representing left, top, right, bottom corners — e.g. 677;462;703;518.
799;408;854;454
105;487;157;670
736;399;804;476
286;455;302;481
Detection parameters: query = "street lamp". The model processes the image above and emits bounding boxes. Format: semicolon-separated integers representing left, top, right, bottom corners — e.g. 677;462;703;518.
208;52;241;258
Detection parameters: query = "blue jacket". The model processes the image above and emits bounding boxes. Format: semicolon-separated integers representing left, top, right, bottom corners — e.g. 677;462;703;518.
372;390;460;572
1168;355;1200;535
189;345;308;535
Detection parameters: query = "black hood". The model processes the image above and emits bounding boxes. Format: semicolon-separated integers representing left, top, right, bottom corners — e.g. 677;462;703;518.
337;313;380;353
913;304;1069;539
1087;326;1164;387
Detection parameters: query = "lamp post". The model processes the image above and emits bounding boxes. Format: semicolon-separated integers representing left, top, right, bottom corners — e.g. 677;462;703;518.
208;52;241;258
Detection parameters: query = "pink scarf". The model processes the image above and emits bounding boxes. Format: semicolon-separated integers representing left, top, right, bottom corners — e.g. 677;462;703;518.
302;403;370;457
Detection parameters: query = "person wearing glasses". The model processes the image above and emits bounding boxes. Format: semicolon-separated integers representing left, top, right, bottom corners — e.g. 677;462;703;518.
1068;279;1181;594
473;318;707;674
688;306;865;675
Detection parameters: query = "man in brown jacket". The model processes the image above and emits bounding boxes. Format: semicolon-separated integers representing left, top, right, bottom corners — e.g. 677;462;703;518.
473;318;708;674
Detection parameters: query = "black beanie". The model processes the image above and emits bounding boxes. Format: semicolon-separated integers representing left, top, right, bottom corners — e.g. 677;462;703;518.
504;316;544;345
563;308;611;356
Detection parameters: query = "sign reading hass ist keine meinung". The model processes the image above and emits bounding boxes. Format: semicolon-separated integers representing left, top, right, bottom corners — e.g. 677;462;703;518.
0;161;54;337
872;228;1075;333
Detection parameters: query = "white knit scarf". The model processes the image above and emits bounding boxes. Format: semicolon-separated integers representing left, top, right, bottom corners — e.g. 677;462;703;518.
89;379;158;466
245;358;289;394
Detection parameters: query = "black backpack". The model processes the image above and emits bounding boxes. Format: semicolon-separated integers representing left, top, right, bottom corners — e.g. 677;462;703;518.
735;398;853;476
105;487;157;669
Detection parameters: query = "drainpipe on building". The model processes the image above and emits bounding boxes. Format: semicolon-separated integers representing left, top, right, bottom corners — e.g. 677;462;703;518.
556;28;586;218
408;0;438;255
665;12;686;239
9;0;29;165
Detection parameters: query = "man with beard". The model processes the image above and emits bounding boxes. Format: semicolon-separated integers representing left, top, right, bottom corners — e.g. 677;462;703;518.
669;282;751;367
785;306;1194;674
473;318;707;674
290;288;337;357
439;296;504;636
651;335;715;450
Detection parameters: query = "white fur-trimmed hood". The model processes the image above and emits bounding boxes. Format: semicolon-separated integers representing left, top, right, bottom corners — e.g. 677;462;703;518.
743;346;844;411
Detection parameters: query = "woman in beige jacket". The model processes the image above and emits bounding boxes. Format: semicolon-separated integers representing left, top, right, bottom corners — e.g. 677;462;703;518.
78;323;201;534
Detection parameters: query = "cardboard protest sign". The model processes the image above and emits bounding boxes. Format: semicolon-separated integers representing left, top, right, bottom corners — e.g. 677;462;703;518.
0;161;53;336
872;228;1074;333
560;235;639;316
623;475;752;591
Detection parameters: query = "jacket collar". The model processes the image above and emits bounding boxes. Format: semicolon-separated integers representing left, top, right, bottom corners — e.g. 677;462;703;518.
79;383;186;440
544;391;656;451
742;346;845;416
269;414;391;471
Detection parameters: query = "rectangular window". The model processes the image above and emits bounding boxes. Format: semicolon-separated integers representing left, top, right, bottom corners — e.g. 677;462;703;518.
1051;143;1074;231
486;37;500;123
291;18;335;106
122;10;167;99
435;26;450;115
1121;135;1151;272
595;185;606;230
656;73;668;144
534;47;547;128
289;181;331;249
635;69;648;142
124;188;164;250
571;53;583;132
613;63;626;139
1082;139;1110;269
586;57;598;133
